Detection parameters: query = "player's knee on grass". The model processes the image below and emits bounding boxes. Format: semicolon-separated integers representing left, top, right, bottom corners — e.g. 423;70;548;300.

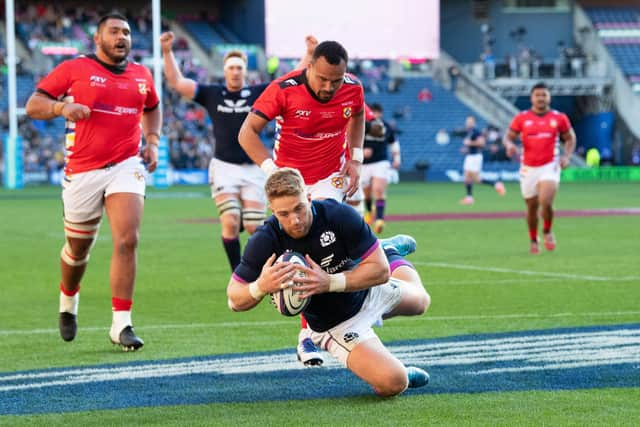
372;367;409;397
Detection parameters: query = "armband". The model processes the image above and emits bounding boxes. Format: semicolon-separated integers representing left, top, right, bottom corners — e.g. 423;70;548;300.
351;147;364;163
328;273;346;292
248;281;267;301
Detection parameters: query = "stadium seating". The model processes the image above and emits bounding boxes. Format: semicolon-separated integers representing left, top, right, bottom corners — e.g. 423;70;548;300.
365;77;494;175
585;7;640;83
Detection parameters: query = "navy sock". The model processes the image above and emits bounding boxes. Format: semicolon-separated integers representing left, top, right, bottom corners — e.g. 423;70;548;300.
365;198;373;213
465;183;473;196
375;199;386;220
222;237;241;271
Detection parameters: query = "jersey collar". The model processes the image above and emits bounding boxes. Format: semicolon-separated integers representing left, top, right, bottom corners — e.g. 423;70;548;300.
87;54;128;75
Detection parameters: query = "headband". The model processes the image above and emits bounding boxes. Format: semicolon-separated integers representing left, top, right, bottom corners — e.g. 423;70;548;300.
224;57;247;70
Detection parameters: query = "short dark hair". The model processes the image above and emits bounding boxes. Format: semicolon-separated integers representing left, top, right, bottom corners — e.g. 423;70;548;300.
97;13;128;31
370;103;383;113
313;41;348;66
531;82;549;93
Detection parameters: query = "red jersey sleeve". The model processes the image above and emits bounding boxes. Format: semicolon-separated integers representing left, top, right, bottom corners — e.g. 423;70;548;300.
364;104;376;121
509;113;523;133
142;67;160;110
558;113;571;133
36;60;74;98
251;81;285;120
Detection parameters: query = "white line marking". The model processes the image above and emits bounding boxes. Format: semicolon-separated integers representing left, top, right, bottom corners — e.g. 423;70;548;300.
1;312;639;336
417;261;640;282
1;328;637;392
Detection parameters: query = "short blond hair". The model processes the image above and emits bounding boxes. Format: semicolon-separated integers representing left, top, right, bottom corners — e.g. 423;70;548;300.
223;50;247;65
265;168;305;201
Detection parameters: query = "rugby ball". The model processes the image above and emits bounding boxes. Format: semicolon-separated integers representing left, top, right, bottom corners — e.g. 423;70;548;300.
270;251;310;316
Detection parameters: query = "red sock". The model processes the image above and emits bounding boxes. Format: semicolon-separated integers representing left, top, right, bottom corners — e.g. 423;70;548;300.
543;220;552;234
60;282;79;296
112;297;132;312
300;314;308;329
529;228;538;242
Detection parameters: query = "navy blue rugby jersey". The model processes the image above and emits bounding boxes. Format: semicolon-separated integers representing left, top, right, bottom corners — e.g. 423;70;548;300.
465;127;482;155
233;199;379;332
194;83;269;164
364;119;397;164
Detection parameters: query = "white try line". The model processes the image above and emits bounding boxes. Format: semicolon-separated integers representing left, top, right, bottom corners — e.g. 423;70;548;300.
1;310;639;336
416;261;640;282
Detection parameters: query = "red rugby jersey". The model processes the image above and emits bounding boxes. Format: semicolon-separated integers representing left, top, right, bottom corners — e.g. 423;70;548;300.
509;109;571;166
252;69;364;184
37;55;159;174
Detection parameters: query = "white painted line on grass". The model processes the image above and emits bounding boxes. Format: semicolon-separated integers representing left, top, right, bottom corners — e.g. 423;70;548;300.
1;311;639;336
1;327;637;392
417;261;640;282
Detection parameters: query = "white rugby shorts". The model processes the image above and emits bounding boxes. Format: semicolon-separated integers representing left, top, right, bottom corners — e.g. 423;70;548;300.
309;278;403;366
62;156;146;223
306;171;349;201
361;160;391;188
208;158;266;203
463;153;483;173
519;158;561;199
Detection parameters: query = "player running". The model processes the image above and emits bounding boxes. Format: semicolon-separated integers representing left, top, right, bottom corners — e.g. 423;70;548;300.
25;13;161;350
161;32;316;271
503;82;576;254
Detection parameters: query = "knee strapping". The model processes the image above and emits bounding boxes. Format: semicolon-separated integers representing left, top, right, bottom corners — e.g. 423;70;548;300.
61;220;100;266
61;242;90;266
242;208;266;227
217;199;241;217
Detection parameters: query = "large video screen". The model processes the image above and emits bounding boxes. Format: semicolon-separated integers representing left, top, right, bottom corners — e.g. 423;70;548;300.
265;0;440;59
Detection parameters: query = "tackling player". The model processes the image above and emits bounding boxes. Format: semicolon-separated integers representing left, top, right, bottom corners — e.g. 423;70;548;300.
503;82;576;254
238;40;365;366
227;168;430;396
25;13;161;350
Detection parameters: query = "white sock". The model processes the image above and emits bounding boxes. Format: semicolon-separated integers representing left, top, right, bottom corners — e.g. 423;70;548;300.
59;292;79;315
298;327;312;342
110;310;132;341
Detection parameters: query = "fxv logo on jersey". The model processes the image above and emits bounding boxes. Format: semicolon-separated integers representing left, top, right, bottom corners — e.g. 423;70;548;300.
295;109;312;118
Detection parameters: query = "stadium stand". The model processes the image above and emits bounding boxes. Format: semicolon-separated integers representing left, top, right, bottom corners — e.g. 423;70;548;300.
585;7;640;84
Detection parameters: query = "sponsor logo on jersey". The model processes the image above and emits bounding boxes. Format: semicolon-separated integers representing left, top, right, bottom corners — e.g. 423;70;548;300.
320;111;336;119
550;119;557;128
342;107;352;119
138;83;148;95
524;120;534;127
320;254;334;269
284;78;298;86
217;99;252;114
294;109;312;118
89;75;107;87
320;231;336;247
